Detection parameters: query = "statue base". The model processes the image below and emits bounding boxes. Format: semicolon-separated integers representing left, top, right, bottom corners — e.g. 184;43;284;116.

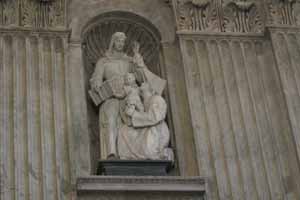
97;160;173;176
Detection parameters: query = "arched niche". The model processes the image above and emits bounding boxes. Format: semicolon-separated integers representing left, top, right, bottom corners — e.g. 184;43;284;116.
81;11;177;174
82;11;163;79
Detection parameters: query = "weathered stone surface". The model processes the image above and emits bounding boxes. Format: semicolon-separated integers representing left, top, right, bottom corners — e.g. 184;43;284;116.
77;176;206;200
1;1;300;200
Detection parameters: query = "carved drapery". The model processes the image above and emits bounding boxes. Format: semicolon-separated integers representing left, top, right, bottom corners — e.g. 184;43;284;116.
0;0;66;28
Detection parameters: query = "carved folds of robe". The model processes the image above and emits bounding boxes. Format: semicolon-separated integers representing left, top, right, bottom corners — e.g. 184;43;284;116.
118;95;171;160
91;53;166;159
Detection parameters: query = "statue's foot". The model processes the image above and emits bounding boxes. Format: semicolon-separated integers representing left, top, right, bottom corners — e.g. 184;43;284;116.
162;148;174;162
107;154;119;160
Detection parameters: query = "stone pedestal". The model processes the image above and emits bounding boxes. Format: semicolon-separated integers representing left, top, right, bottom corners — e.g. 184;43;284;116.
77;176;206;200
97;160;173;176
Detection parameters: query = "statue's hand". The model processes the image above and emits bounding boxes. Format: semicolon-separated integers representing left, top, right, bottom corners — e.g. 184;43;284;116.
132;41;140;54
132;41;146;68
91;79;102;91
125;106;135;117
133;53;146;68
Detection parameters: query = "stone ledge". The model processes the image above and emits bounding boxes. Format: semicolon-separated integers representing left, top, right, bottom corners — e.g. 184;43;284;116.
77;176;206;200
77;176;206;192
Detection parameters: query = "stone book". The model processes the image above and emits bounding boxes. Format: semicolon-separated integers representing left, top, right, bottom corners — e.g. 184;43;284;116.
89;75;125;106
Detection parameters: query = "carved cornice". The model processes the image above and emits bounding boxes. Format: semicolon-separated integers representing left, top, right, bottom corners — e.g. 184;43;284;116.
172;0;264;33
174;0;221;31
0;27;70;38
77;176;206;192
223;0;263;33
0;0;18;26
0;0;66;29
267;0;300;26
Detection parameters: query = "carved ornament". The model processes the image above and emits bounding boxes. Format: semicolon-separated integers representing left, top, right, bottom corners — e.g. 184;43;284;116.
0;0;66;29
268;0;300;26
223;0;263;33
175;0;220;31
0;0;18;26
172;0;263;33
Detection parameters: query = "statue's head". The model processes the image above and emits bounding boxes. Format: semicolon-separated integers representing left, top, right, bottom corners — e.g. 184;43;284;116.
125;73;136;86
109;32;126;53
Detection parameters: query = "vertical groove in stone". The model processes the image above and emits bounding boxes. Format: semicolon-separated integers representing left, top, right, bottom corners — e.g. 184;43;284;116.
280;33;300;198
217;40;246;200
13;36;23;200
272;33;300;198
23;36;30;200
27;36;43;200
180;39;219;200
1;35;16;200
256;40;287;199
285;33;300;163
39;37;56;200
62;37;72;199
202;40;232;200
0;36;2;200
50;37;60;200
242;41;272;200
63;38;73;189
270;31;300;199
52;36;70;200
0;36;4;200
13;35;29;200
229;40;257;200
37;37;45;200
231;41;259;200
241;41;269;199
253;41;285;200
38;37;45;200
205;40;240;200
273;33;300;165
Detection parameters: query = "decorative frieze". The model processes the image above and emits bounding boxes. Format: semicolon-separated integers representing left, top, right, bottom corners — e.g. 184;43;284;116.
172;0;263;33
0;0;66;29
0;0;18;26
268;0;300;26
223;0;263;33
175;0;221;31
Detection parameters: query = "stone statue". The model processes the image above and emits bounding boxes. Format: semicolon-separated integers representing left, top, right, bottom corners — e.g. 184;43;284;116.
89;32;172;161
118;82;174;160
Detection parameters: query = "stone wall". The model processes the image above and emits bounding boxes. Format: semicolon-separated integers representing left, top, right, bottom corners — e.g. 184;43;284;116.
0;30;73;200
174;0;300;199
180;32;300;199
1;0;300;200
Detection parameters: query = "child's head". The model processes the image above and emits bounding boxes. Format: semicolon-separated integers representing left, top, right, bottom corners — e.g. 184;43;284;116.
125;73;136;85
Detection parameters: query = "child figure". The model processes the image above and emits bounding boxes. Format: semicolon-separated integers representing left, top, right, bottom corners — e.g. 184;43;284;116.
120;73;144;125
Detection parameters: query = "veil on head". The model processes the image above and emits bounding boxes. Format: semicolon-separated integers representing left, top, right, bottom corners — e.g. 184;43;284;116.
107;32;127;55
